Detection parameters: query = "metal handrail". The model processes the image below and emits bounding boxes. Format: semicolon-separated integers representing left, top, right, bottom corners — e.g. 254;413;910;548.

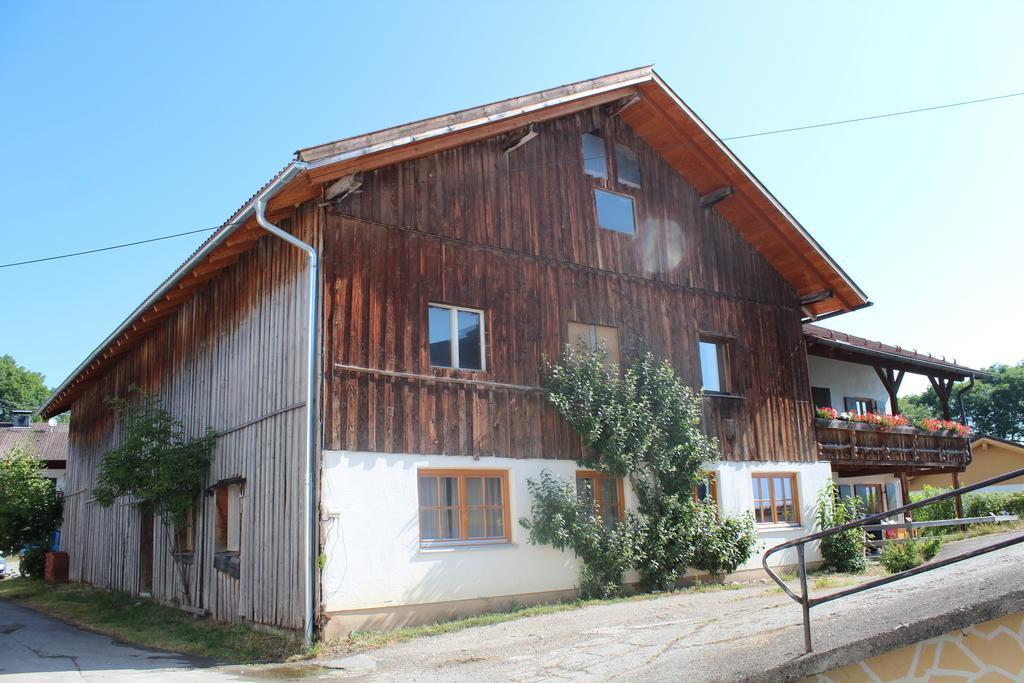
762;467;1024;653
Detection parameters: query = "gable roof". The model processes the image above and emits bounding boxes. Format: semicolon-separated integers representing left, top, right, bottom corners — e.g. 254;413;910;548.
0;422;69;465
804;323;988;379
971;435;1024;453
40;67;868;418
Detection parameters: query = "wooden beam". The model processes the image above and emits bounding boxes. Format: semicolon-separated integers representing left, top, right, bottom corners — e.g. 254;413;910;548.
699;185;736;208
928;375;956;420
873;366;905;415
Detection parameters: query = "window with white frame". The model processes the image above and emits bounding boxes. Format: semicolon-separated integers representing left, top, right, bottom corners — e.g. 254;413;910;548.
428;304;485;371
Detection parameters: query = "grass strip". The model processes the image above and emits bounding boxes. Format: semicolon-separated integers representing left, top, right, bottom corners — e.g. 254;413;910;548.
0;578;303;663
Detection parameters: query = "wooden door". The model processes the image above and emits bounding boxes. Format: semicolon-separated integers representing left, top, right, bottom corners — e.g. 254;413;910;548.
139;511;154;594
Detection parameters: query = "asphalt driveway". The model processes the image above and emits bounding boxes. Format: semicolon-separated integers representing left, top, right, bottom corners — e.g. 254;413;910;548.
0;600;222;681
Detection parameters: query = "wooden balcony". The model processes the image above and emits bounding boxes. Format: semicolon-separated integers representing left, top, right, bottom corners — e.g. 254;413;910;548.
815;418;971;474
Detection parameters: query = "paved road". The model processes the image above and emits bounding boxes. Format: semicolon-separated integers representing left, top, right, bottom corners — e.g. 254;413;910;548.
2;532;1022;681
0;600;224;681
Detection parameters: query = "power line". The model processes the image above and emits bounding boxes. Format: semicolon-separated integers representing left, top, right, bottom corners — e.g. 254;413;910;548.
0;227;218;269
2;88;1021;271
719;90;1024;141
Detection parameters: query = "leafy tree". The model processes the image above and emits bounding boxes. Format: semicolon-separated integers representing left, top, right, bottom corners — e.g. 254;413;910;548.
0;355;51;423
899;362;1024;441
0;441;63;560
523;345;757;595
95;388;215;602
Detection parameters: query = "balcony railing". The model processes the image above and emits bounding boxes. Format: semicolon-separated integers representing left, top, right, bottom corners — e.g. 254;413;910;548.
814;418;971;469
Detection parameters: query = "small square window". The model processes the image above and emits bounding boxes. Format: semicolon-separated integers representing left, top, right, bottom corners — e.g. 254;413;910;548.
594;189;636;234
581;132;608;179
567;321;621;367
692;472;718;506
751;473;799;524
844;397;877;414
811;386;832;410
418;469;510;546
615;143;641;187
576;471;624;531
699;338;729;393
428;304;485;371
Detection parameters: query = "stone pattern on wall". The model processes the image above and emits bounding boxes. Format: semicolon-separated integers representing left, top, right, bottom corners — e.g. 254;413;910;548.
805;610;1024;682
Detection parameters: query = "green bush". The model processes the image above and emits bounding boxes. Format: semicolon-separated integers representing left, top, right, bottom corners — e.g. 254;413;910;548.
911;487;1024;536
520;471;637;599
880;540;923;574
688;501;758;578
20;545;48;579
816;481;867;574
920;536;943;562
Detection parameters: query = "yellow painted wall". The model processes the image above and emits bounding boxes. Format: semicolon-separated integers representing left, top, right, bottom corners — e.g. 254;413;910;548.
910;440;1024;492
802;610;1024;682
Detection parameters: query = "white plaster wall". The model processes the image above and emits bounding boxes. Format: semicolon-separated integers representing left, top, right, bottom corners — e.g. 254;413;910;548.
44;468;66;493
806;356;890;413
321;452;645;612
322;452;836;612
716;461;833;569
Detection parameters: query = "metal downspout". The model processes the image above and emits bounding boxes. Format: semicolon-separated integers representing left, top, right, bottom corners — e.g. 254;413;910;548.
254;162;318;645
956;373;976;427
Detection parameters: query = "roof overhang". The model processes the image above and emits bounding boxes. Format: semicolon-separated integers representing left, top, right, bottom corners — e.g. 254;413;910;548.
40;66;868;418
805;325;990;380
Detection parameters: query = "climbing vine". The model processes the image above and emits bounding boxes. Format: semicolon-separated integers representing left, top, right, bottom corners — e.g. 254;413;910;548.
95;387;216;601
521;345;757;597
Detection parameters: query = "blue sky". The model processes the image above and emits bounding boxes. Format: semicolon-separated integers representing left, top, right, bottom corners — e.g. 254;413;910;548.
1;1;1021;397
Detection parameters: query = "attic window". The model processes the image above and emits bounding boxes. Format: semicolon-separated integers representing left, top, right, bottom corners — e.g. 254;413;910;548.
594;189;636;234
615;143;641;187
581;133;608;179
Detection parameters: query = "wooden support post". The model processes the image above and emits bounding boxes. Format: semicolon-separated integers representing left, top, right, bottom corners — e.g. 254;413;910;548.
874;366;905;415
952;470;966;532
928;376;957;421
899;471;913;539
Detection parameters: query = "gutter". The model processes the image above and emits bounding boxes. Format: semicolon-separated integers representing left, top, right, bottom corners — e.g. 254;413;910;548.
252;164;319;646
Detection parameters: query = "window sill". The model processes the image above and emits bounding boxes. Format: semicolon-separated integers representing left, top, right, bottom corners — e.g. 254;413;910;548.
702;391;744;400
755;522;803;532
214;551;240;578
418;541;514;554
173;552;195;565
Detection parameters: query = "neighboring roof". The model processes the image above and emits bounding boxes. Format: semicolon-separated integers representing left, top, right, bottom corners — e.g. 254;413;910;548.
804;323;988;379
40;66;869;418
0;422;68;464
971;435;1024;452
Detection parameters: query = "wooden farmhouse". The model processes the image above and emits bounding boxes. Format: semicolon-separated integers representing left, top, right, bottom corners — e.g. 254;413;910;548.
38;67;984;639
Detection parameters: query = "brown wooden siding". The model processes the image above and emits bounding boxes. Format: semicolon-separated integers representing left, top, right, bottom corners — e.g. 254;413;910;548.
61;203;320;629
322;109;816;462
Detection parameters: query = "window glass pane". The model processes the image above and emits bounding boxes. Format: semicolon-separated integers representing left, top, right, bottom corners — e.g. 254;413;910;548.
599;477;619;510
699;341;721;392
420;510;441;539
418;476;438;507
457;310;483;370
487;508;504;537
485;477;502;505
582;133;607;178
567;321;592;352
615;143;641;186
576;477;595;511
440;507;460;539
467;508;485;538
595;325;620;367
440;476;459;506
594;189;636;234
429;306;453;367
466;477;484;506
